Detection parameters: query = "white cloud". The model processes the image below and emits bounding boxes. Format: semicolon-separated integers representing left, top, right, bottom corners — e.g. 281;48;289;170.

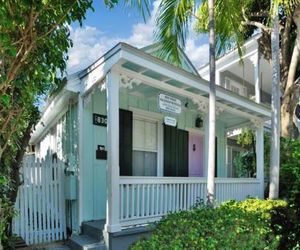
66;0;209;74
185;35;209;68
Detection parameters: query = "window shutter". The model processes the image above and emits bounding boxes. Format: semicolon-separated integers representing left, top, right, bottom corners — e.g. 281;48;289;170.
177;129;189;177
163;125;188;177
163;125;177;176
119;109;133;176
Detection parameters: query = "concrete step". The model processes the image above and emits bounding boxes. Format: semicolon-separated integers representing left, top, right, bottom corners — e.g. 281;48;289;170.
68;234;105;250
82;220;105;241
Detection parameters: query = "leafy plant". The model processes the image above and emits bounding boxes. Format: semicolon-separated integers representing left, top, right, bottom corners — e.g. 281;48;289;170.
131;199;287;250
233;151;256;177
0;176;16;249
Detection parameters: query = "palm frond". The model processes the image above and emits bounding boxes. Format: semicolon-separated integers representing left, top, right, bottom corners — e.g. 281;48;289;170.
154;0;195;66
194;0;254;58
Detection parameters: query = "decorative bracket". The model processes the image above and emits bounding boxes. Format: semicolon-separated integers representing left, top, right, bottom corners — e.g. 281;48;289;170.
192;98;208;113
250;118;264;128
216;106;224;117
120;74;142;89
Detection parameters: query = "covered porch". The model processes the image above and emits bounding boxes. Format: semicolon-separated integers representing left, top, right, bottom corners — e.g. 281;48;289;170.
79;43;271;233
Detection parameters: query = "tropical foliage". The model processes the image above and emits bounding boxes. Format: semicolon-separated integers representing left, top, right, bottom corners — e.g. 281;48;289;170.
195;0;300;139
131;199;295;250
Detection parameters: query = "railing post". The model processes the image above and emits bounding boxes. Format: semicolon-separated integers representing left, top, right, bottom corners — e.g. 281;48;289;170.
255;124;264;198
105;70;121;233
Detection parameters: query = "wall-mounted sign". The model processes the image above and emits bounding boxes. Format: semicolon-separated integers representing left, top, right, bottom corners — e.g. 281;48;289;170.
164;116;177;127
158;93;181;114
93;114;107;127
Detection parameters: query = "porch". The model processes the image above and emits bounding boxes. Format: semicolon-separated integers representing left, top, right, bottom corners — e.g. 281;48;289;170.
77;43;271;234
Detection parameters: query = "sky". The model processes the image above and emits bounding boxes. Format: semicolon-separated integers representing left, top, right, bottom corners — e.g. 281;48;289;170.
67;0;209;74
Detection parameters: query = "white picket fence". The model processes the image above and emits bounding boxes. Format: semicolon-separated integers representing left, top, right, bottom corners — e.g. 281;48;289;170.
12;155;66;245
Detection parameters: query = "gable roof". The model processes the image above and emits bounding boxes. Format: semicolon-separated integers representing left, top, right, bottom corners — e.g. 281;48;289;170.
141;43;199;76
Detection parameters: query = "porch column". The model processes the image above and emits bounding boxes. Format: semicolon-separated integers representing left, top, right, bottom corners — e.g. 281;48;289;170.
105;70;121;233
255;123;264;198
250;53;261;103
203;113;209;177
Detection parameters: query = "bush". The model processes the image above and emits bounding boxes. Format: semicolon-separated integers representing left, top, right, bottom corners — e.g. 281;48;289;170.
224;199;299;249
131;199;287;250
0;176;16;250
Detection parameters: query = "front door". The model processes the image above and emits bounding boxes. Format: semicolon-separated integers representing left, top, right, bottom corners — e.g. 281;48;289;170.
188;134;204;177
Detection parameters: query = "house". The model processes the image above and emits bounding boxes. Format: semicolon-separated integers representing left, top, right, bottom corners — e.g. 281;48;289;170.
24;41;270;249
199;33;272;178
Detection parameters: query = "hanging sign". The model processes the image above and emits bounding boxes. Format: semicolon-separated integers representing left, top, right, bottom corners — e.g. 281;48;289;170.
158;93;182;114
93;113;107;127
164;116;177;127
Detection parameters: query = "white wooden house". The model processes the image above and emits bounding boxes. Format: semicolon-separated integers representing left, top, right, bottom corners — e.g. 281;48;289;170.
26;42;270;249
199;33;272;178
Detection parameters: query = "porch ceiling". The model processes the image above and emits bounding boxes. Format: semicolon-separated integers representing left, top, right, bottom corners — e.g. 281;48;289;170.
119;59;270;125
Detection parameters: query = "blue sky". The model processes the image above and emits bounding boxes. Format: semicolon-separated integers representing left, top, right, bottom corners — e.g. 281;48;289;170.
67;1;209;74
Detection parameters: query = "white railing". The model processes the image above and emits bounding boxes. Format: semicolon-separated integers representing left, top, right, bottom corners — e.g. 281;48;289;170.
119;177;261;227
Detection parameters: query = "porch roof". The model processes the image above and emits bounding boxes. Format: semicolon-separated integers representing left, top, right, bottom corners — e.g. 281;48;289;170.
76;42;270;125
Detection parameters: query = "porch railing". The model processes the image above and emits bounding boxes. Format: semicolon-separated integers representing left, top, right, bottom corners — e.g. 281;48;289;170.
119;177;260;227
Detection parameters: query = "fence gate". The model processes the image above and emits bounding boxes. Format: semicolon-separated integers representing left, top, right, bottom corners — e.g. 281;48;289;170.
12;155;66;245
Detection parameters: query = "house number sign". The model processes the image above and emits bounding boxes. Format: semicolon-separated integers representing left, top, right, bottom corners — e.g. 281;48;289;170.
158;93;182;114
93;113;107;127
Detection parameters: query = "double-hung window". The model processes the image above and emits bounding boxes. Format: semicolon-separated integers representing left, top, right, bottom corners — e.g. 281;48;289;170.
132;117;158;176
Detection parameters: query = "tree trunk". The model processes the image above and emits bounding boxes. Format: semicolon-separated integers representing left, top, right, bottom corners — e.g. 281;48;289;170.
5;109;38;237
206;0;216;205
269;2;281;200
281;4;300;138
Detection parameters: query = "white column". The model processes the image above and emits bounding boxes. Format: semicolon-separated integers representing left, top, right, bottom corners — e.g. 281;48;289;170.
250;53;261;103
216;71;221;86
77;94;84;231
203;113;209;177
255;124;264;199
105;70;121;233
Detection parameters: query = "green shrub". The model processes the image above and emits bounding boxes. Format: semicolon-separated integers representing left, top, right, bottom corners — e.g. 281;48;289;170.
224;199;300;249
0;176;16;250
131;199;285;250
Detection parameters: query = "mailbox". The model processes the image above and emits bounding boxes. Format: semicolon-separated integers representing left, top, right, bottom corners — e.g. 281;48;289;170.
96;145;107;160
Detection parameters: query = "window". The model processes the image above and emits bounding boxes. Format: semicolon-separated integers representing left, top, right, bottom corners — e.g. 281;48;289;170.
132;117;158;176
225;77;247;97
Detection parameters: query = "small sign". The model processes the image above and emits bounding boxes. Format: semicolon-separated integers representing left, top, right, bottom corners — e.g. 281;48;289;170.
93;114;107;127
158;93;181;114
164;116;177;127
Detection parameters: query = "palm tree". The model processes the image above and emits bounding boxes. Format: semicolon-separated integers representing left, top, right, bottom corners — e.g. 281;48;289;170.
155;0;217;204
206;0;216;205
269;0;281;199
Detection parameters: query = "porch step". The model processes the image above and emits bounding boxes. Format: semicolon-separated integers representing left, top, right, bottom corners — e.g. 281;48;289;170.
68;234;105;250
82;220;105;241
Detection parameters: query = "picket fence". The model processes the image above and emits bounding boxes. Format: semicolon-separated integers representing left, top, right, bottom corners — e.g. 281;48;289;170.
12;155;66;245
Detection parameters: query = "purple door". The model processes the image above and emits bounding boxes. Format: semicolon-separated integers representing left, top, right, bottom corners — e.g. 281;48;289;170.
188;134;204;177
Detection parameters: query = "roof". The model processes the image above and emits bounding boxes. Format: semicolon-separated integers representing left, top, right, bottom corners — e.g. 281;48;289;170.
31;40;271;144
141;43;200;76
198;33;262;75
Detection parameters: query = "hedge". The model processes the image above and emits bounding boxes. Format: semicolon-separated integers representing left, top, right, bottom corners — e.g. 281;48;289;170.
131;199;294;250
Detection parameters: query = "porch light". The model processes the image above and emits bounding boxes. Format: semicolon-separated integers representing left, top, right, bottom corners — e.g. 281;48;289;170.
195;116;203;128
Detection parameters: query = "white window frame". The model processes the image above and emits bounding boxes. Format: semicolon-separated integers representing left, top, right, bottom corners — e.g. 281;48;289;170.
225;77;248;97
130;107;164;176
